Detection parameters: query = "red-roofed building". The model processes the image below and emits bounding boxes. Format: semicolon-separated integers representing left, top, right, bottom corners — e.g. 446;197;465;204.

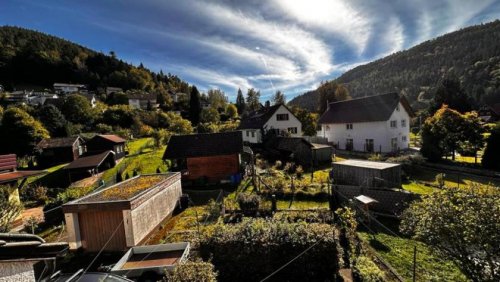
86;134;127;160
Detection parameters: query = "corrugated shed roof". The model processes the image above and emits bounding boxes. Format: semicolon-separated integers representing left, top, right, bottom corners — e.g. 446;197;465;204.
64;150;115;170
163;131;243;159
37;136;82;149
318;93;414;124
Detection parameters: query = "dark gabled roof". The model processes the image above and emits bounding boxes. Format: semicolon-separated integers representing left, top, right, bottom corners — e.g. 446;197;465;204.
239;104;294;129
64;150;115;170
37;136;82;149
318;92;414;124
163;131;243;159
0;233;68;260
92;134;127;144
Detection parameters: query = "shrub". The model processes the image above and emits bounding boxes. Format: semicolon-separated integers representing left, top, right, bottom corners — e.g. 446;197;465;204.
165;260;218;282
274;160;282;169
237;193;260;212
205;199;221;221
23;215;42;234
353;256;385;282
295;165;304;179
200;218;341;282
0;187;22;232
20;185;49;205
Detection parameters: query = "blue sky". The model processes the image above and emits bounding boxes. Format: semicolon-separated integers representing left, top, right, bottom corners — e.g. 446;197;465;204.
1;0;500;101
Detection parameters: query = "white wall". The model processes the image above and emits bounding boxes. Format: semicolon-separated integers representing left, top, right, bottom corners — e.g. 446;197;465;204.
263;105;302;137
319;102;410;153
128;99;141;109
241;129;262;144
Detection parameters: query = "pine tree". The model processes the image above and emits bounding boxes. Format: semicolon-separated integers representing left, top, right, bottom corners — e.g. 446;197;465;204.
189;86;201;125
235;88;245;114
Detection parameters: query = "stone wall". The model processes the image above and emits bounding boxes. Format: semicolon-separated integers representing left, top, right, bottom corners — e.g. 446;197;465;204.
0;261;35;282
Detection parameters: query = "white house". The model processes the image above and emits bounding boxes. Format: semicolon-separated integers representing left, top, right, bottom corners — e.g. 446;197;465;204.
128;92;158;110
53;83;87;95
238;104;302;144
317;93;414;153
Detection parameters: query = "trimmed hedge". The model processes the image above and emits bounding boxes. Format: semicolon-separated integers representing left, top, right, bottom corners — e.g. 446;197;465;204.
200;218;341;281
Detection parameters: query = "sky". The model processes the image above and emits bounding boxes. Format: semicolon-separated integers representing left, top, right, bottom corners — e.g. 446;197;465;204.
1;0;500;101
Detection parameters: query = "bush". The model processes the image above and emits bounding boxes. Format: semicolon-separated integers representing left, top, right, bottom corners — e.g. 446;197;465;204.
165;260;218;282
237;193;260;212
295;165;304;179
353;256;385;282
20;185;49;205
200;218;341;282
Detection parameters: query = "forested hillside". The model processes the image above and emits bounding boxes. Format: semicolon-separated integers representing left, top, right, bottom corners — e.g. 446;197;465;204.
290;20;500;112
0;26;190;93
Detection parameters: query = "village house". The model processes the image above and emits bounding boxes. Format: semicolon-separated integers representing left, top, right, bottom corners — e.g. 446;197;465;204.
128;92;158;110
86;134;127;159
318;93;414;153
239;103;302;144
0;154;45;204
106;86;123;95
0;233;69;281
4;90;31;104
27;92;59;106
163;131;246;183
53;83;87;95
36;136;86;167
62;173;182;252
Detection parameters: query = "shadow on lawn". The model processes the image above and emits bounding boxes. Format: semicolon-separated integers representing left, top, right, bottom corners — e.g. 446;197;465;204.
369;238;391;252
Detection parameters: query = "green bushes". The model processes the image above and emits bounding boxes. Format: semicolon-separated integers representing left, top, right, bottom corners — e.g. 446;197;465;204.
165;260;218;282
236;193;260;212
353;256;385;282
199;218;341;281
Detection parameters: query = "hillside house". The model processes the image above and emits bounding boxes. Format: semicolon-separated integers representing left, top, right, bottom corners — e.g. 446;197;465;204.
62;173;182;252
239;104;302;144
318;93;414;153
0;154;45;203
128;92;158;110
86;134;127;159
36;136;86;167
163;132;245;183
0;233;68;281
53;83;87;95
106;86;123;95
478;103;500;122
4;90;31;104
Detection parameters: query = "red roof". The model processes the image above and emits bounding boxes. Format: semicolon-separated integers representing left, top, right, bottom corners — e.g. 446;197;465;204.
98;134;126;143
0;170;46;184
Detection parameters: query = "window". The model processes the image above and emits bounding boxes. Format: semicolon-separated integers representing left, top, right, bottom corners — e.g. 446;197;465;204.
325;125;330;131
251;131;255;138
246;131;249;137
346;123;353;130
288;127;297;134
390;120;397;128
402;135;407;142
391;137;398;151
401;119;406;127
346;139;353;151
276;114;289;121
365;139;374;152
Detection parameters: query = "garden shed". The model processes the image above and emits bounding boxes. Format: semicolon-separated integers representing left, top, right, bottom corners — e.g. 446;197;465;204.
332;159;401;187
266;137;333;167
62;173;182;252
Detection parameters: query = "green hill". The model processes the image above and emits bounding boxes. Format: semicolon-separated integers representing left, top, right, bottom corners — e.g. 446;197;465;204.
290;20;500;112
0;26;190;93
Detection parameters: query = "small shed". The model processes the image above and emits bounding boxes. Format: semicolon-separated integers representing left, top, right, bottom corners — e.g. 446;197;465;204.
62;173;182;252
63;150;116;182
332;159;401;187
267;137;333;167
163;132;245;183
36;136;86;167
86;134;127;159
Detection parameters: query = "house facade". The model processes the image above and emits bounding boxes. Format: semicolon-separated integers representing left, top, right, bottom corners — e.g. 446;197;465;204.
239;104;302;144
53;83;87;95
36;136;86;167
318;93;413;153
128;92;158;110
86;134;127;159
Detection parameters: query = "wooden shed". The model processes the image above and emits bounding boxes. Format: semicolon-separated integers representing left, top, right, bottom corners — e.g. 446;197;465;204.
36;136;86;167
163;132;245;183
266;137;333;167
86;134;127;160
332;159;401;187
62;173;182;252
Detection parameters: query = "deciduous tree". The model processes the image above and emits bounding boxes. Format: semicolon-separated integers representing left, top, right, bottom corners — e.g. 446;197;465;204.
401;185;500;281
226;104;238;119
246;88;261;112
61;94;94;125
318;81;350;114
200;107;220;124
38;104;68;137
272;90;286;105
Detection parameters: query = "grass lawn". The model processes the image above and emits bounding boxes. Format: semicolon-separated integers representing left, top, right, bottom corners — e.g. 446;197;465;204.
126;137;153;155
408;166;500;189
358;231;468;282
402;182;436;195
275;199;329;210
26;163;68;185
